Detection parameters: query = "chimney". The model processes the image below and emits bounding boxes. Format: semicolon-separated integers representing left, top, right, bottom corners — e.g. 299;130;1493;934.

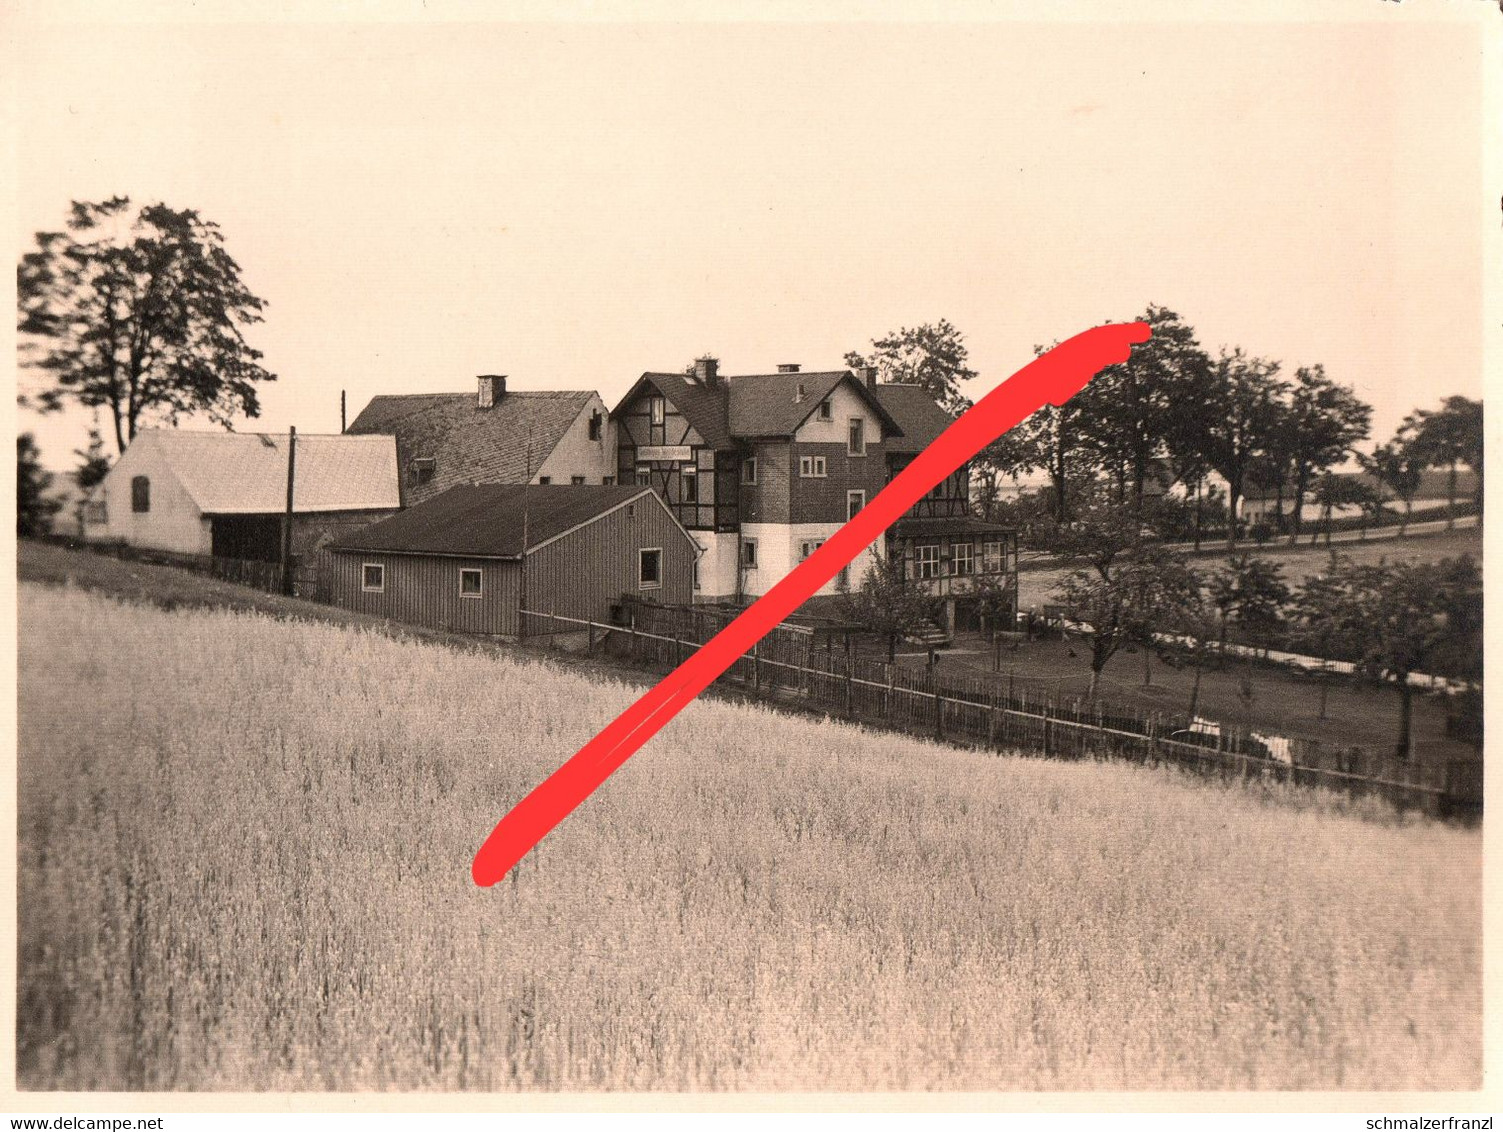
693;356;719;387
862;365;878;390
477;374;507;409
776;363;801;373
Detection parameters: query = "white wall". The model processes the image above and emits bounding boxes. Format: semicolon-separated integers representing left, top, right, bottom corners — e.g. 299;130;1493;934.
740;520;883;599
792;381;883;446
691;530;740;603
84;434;211;555
535;395;618;484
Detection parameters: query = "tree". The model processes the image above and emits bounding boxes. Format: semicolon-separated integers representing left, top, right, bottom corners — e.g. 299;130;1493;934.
843;558;935;662
1075;305;1209;514
1360;438;1425;536
1309;471;1377;546
1281;365;1372;542
1299;556;1481;758
845;319;977;417
73;424;111;493
17;434;62;537
1178;348;1288;548
1207;553;1290;653
1160;564;1221;719
1057;543;1185;700
18;197;275;455
1403;395;1483;527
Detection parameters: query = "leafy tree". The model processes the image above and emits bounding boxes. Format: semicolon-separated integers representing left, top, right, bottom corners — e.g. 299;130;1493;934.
17;433;61;537
1296;555;1481;758
844;319;977;417
1057;543;1185;700
843;558;935;662
1360;438;1425;536
1075;305;1209;513
17;197;275;455
1309;472;1378;546
1207;553;1290;653
1159;564;1222;719
73;424;111;492
1282;365;1371;542
1179;348;1288;547
1403;395;1483;526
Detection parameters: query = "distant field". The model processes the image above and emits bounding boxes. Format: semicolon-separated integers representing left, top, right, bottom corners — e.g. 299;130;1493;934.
1018;526;1484;611
18;583;1481;1091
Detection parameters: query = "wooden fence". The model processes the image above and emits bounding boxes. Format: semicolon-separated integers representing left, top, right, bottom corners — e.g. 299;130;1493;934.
520;604;1480;821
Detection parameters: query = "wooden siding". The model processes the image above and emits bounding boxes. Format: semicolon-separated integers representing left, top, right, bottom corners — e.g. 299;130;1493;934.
327;552;521;635
525;497;694;624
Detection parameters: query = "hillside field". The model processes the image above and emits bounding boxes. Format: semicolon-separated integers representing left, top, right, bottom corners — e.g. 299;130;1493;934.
17;583;1481;1091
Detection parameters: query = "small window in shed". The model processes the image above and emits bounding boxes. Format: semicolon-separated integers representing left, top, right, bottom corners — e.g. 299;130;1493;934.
571;475;586;485
131;475;150;513
459;568;482;597
639;548;662;589
362;563;385;592
538;476;551;485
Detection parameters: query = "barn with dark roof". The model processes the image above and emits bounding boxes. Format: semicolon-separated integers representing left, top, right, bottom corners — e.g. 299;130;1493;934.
325;483;698;637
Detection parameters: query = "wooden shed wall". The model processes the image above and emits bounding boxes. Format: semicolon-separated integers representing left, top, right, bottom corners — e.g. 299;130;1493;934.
523;498;695;626
326;552;520;635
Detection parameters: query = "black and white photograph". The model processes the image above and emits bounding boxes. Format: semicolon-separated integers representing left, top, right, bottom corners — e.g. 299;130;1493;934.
6;0;1496;1114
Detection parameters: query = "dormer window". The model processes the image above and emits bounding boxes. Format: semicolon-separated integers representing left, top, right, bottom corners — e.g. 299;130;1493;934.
409;458;436;487
818;398;832;421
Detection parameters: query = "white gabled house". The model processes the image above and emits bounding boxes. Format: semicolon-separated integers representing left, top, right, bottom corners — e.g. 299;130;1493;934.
81;429;402;562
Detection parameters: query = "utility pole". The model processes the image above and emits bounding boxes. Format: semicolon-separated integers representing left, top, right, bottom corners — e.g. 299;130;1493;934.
281;426;297;596
340;390;346;434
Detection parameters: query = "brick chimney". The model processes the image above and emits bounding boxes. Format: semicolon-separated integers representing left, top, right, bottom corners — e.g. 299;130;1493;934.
693;356;719;387
862;365;879;390
776;363;801;373
477;374;507;409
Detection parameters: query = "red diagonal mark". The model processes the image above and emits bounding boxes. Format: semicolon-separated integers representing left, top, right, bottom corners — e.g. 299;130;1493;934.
471;322;1151;886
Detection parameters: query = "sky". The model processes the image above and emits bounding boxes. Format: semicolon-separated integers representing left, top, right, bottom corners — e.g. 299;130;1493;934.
8;3;1495;474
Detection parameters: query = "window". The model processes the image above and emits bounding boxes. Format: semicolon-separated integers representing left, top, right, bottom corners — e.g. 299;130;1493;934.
952;542;975;576
459;568;483;597
588;411;603;441
603;476;615;486
798;455;827;478
916;544;942;580
635;464;650;486
846;490;865;521
538;476;551;485
848;418;866;456
681;464;698;502
800;539;825;561
638;547;662;589
649;396;665;426
743;457;758;485
362;563;385;592
693;559;701;590
818;398;833;421
742;539;758;569
571;475;586;485
982;540;1003;573
409;458;436;486
131;475;150;513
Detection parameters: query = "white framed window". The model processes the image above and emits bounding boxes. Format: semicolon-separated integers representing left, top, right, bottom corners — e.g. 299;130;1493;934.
982;540;1003;572
743;457;758;485
459;568;483;597
916;544;942;580
362;563;385;592
818;398;833;421
635;464;650;486
571;475;585;485
639;547;663;589
848;418;866;456
799;539;825;561
742;539;759;569
681;463;698;502
798;455;828;478
846;490;865;521
952;542;975;576
649;396;665;425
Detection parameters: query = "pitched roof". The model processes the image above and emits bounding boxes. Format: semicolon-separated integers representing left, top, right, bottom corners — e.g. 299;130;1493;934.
892;515;1014;539
134;429;400;514
630;373;733;447
329;483;689;559
345;390;596;499
870;384;957;455
617;369;906;444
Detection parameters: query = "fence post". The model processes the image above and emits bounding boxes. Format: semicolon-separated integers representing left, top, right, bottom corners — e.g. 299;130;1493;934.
934;686;944;741
1043;714;1052;756
587;620;596;654
752;641;761;696
988;691;998;749
845;657;855;718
